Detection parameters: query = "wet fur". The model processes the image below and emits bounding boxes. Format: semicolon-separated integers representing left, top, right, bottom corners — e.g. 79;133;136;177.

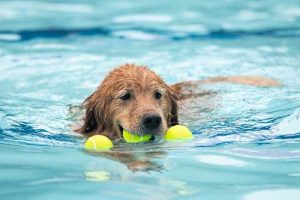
77;64;179;139
76;63;281;171
77;63;281;140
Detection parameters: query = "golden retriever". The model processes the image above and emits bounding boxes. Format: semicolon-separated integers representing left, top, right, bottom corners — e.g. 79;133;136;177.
76;63;281;141
74;63;281;171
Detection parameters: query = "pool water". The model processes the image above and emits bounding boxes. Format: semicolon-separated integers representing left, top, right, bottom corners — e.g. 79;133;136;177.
1;0;300;199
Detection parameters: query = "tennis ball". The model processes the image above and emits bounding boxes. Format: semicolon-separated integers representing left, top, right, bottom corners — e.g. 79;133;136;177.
165;125;193;141
84;135;113;151
123;130;152;143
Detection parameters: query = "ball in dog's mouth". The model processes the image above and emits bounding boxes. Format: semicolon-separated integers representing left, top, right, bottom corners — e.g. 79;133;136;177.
119;125;155;142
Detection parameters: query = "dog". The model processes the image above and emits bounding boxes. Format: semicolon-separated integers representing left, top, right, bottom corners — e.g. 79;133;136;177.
76;63;281;171
76;63;280;139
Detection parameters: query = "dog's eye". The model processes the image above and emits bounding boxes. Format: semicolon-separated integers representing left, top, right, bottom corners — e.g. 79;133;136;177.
120;92;131;100
154;91;162;99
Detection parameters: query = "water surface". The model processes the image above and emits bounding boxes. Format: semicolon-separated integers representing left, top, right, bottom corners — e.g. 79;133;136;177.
1;0;300;199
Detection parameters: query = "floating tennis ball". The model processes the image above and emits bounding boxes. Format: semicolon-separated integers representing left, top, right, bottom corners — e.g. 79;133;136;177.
165;125;193;141
84;135;113;151
123;130;152;143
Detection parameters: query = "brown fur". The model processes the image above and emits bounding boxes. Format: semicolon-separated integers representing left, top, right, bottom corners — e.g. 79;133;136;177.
77;64;179;139
76;63;281;171
77;63;281;140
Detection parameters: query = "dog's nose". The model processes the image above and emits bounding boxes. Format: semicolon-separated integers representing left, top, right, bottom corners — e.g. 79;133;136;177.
142;114;162;129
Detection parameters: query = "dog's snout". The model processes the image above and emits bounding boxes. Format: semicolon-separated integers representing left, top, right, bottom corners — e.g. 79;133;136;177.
142;114;162;129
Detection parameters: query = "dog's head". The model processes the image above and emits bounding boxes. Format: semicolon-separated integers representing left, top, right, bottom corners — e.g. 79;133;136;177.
79;64;179;140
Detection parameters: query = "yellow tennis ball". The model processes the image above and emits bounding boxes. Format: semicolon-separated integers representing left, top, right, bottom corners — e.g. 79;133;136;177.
123;130;152;143
84;135;113;151
165;125;193;141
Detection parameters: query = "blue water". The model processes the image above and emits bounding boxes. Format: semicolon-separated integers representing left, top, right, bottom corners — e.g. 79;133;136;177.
1;0;300;199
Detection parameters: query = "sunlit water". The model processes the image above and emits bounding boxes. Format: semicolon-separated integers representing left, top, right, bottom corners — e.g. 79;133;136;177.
1;0;300;199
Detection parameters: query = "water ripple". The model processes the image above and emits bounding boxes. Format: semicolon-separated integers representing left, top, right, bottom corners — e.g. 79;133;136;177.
1;26;300;42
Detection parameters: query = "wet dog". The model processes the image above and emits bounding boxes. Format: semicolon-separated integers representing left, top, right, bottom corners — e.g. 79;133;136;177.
77;63;280;140
75;63;281;171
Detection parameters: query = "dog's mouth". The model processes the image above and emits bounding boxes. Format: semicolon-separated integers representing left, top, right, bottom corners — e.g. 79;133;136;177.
118;125;155;141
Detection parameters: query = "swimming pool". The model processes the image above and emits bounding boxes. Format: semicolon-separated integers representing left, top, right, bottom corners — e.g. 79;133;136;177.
1;0;300;199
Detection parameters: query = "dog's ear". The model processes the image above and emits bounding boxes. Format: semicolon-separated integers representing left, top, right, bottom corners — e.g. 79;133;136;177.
79;91;108;135
78;90;112;136
77;93;98;134
168;88;179;127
